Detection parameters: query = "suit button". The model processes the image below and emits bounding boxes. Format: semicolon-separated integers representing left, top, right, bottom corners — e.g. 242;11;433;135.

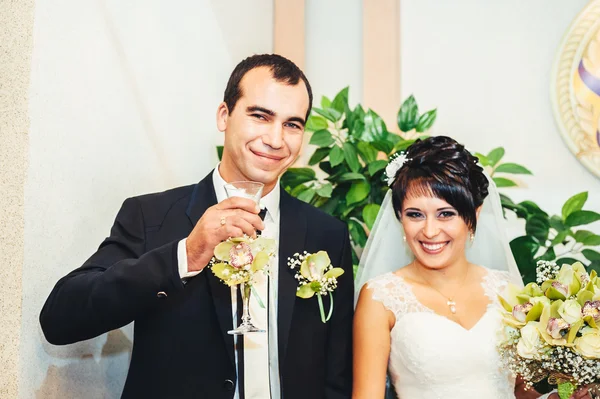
156;291;167;298
223;379;234;391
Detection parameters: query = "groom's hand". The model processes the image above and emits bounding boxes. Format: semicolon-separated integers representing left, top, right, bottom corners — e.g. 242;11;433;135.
185;197;264;272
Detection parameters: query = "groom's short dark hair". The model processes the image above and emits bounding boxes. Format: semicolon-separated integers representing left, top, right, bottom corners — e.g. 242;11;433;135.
223;54;313;121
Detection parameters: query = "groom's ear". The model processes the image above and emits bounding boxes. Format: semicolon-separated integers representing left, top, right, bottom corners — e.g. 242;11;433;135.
216;102;229;132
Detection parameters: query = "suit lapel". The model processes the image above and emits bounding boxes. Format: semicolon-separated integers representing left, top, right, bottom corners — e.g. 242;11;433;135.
186;171;236;368
277;189;308;365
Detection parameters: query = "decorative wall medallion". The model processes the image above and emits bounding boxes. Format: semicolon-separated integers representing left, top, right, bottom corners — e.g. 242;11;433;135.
551;0;600;178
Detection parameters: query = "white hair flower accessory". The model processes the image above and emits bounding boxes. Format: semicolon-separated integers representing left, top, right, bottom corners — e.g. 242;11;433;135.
385;153;409;186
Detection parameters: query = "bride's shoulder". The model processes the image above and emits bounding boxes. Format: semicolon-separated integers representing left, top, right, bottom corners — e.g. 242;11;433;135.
481;268;523;296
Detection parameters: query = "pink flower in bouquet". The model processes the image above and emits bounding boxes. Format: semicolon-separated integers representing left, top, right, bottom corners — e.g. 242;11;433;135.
546;317;570;340
551;281;569;298
513;303;534;323
229;242;253;269
583;301;600;323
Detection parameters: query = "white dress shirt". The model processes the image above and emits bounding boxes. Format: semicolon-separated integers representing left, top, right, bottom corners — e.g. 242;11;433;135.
177;166;281;399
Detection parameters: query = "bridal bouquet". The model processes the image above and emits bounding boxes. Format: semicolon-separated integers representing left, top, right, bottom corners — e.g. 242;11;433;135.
498;261;600;398
210;236;277;287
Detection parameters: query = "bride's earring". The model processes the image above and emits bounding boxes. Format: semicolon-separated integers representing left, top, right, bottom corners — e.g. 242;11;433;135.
469;232;475;243
403;235;406;242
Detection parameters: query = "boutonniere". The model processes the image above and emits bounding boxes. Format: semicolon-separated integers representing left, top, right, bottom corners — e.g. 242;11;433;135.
287;251;345;323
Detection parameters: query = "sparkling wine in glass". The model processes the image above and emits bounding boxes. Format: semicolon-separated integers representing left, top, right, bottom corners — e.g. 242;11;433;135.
223;181;265;335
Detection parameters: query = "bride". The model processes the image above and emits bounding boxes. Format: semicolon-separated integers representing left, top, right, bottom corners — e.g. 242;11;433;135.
352;136;590;399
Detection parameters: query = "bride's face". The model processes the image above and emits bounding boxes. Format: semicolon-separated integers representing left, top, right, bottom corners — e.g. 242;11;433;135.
400;195;471;270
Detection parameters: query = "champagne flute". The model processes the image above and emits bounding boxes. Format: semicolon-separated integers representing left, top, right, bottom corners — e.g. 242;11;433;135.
223;181;265;335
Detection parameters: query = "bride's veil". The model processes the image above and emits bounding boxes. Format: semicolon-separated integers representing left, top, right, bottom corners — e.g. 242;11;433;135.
354;173;523;302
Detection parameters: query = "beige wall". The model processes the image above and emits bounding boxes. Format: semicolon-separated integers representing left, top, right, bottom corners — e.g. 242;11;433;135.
0;1;35;398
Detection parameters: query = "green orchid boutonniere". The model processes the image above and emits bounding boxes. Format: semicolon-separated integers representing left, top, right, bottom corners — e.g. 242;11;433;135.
287;251;344;323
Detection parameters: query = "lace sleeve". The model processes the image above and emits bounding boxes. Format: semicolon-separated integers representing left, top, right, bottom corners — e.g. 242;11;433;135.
365;273;429;321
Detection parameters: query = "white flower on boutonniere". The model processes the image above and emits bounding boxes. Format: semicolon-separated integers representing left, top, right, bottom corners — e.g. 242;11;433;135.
385;153;409;186
287;251;344;323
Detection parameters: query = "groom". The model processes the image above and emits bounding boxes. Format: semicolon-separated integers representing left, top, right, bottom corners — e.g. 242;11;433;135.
40;54;353;399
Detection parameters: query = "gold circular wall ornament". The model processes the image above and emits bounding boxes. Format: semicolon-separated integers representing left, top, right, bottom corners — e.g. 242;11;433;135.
551;0;600;178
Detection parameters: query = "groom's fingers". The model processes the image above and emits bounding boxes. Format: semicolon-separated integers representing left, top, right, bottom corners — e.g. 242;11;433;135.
223;216;257;238
216;197;260;214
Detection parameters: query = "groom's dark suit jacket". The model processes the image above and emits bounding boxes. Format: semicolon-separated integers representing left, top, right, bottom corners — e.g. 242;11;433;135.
40;171;353;399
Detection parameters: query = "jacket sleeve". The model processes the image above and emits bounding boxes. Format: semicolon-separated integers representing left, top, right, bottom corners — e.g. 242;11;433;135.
40;196;185;345
325;225;354;399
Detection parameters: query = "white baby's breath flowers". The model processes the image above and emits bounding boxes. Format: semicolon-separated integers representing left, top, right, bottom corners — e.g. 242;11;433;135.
536;260;560;284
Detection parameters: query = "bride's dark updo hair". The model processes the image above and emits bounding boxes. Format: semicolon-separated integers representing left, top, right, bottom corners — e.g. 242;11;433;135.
390;136;489;231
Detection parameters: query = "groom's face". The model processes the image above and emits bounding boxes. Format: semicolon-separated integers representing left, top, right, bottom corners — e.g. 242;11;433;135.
217;67;309;194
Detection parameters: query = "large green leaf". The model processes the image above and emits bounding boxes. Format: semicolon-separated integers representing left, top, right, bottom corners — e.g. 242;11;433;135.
281;168;316;188
331;87;349;113
583;249;600;261
494;163;532;175
368;160;388;176
337;173;366;182
217;145;224;161
356;142;378;164
313;107;342;122
397;95;418;132
415;109;437;132
362;204;381;230
372;140;395;154
561;192;588;220
487;147;505;167
308;147;330;166
309;129;335;147
329;146;344;167
290;183;310;197
510;235;540;264
345;104;365;137
392;138;418;153
343;143;361;173
574;230;595;244
565;210;600;227
320;95;331;109
549;215;566;232
363;110;388;142
316;183;333;198
584;234;600;246
306;115;328;131
526;214;550;242
348;218;368;248
346;181;371;205
519;201;549;218
493;177;517;188
297;188;316;203
474;152;490;167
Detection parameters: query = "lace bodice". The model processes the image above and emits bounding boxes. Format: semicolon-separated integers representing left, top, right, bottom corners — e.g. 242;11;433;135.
366;269;516;399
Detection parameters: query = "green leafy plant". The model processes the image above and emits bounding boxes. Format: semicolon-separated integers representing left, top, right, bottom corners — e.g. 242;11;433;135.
281;88;531;273
505;191;600;283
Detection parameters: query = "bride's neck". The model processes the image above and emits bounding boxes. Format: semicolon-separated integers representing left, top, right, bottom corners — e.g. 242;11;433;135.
412;258;471;286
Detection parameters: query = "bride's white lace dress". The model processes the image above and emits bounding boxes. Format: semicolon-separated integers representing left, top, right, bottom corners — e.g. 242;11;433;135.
367;269;516;399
